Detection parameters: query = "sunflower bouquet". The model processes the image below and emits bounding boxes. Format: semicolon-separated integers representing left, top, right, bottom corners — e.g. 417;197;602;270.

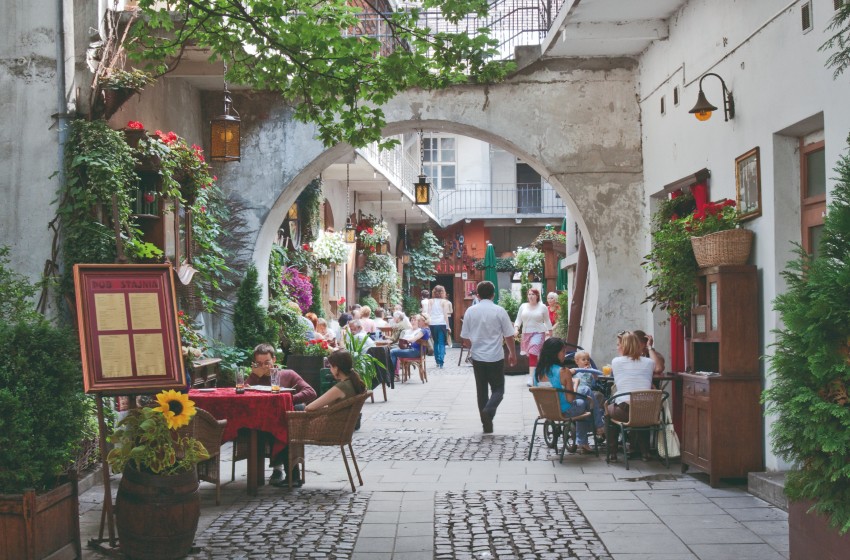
107;390;209;475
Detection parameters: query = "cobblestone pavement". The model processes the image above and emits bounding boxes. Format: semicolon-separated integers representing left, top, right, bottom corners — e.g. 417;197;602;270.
79;347;789;560
306;433;557;461
190;490;369;559
435;491;613;560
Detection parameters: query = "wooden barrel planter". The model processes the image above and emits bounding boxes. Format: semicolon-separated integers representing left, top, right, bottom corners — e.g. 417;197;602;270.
115;468;200;560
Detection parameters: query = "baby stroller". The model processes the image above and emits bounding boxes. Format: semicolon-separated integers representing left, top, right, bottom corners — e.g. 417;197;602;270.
541;344;605;452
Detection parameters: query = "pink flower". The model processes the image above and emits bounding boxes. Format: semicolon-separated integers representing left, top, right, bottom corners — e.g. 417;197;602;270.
199;205;206;213
127;121;144;130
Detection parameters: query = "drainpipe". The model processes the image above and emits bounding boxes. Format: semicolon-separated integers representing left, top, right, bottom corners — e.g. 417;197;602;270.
565;239;588;347
55;0;71;194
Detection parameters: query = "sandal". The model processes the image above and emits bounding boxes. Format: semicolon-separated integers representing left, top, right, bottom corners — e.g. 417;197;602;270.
577;444;594;455
595;428;606;443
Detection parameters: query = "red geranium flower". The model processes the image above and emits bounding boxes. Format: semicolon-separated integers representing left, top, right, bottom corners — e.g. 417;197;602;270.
127;121;144;130
367;227;374;234
370;246;376;252
338;297;346;304
302;243;311;251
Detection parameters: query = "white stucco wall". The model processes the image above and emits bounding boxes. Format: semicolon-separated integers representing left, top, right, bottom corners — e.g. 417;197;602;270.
638;0;850;470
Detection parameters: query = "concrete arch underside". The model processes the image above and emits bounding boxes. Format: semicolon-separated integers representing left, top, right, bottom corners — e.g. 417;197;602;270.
212;58;646;359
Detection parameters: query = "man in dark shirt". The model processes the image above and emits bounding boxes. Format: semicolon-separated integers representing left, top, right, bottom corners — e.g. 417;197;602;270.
249;343;317;486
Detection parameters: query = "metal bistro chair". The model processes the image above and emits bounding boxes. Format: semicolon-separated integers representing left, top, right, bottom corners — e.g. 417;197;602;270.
177;408;227;505
605;389;669;470
286;391;372;492
528;387;597;463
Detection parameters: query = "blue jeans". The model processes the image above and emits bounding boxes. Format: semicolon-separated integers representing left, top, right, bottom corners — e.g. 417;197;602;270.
431;324;447;366
564;396;593;445
390;347;420;373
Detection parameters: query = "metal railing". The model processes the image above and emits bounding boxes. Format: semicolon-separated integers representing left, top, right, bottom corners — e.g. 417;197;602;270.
432;182;565;225
353;0;565;60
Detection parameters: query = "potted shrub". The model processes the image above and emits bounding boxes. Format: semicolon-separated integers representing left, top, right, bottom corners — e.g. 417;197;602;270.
643;192;749;324
763;137;850;557
107;390;209;560
0;251;89;560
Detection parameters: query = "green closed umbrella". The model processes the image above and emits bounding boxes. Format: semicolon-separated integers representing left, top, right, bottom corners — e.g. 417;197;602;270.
556;218;569;291
483;243;499;304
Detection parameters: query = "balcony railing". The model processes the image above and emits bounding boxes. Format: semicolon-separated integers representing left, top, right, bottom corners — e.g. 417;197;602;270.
353;0;565;60
431;182;565;225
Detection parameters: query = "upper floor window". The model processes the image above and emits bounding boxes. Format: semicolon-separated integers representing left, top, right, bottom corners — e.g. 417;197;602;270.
423;136;456;190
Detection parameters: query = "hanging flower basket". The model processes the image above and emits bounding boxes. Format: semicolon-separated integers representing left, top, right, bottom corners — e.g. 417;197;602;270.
690;229;754;268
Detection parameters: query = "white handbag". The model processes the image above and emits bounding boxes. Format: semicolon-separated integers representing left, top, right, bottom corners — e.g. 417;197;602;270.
656;397;681;459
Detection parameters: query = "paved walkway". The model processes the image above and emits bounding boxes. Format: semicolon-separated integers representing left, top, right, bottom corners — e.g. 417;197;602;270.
79;348;789;559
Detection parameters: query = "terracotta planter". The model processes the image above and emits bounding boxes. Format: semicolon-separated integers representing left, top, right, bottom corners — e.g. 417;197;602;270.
789;499;850;560
0;476;81;560
116;467;200;560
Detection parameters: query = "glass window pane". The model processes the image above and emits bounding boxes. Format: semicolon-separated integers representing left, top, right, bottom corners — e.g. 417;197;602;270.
806;149;826;198
443;165;456;179
424;164;435;181
442;177;455;190
810;224;824;259
441;138;455;150
442;148;455;162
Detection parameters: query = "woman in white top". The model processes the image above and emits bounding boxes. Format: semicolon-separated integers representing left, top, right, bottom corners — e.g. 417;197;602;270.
422;285;453;368
514;288;553;377
606;330;655;462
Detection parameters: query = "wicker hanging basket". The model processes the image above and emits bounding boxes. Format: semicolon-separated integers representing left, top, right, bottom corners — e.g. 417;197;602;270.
690;229;754;268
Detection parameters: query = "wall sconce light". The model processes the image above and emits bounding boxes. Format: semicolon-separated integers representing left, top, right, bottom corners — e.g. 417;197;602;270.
464;218;472;224
210;61;241;161
689;72;735;122
515;218;523;224
414;130;431;205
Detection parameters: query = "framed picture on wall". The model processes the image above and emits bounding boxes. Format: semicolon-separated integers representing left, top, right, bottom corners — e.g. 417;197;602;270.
735;147;761;221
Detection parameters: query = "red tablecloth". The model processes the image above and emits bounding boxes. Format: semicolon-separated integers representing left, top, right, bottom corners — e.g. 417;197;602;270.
188;388;293;455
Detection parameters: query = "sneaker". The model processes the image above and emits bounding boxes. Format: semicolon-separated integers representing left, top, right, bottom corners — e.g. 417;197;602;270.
269;469;283;485
480;410;494;434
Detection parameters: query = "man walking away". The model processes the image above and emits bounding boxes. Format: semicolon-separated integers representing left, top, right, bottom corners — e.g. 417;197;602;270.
460;281;517;433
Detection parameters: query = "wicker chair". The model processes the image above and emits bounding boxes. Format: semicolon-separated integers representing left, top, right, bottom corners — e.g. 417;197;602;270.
399;345;428;383
177;408;227;505
286;391;372;492
528;387;596;463
605;390;669;470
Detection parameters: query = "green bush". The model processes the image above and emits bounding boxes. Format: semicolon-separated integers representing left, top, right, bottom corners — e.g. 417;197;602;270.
402;293;420;317
359;295;380;314
233;265;273;350
0;246;41;324
764;136;850;534
0;320;89;493
498;289;520;323
553;291;570;338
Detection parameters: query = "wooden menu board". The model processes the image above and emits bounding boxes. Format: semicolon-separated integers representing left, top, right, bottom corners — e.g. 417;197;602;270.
74;264;186;394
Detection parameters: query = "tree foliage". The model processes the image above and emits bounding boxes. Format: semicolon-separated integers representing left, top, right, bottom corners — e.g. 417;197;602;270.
408;230;443;283
130;0;514;149
821;2;850;78
764;135;850;534
233;265;272;350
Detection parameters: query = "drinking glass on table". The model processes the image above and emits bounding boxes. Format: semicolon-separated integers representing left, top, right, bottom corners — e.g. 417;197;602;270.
602;364;612;376
235;368;246;394
270;368;281;393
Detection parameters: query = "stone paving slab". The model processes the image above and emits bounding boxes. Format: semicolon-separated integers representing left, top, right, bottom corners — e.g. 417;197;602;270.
78;348;789;560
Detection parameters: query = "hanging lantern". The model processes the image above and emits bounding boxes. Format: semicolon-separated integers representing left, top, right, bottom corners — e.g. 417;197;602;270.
209;77;241;162
414;174;431;205
344;164;356;243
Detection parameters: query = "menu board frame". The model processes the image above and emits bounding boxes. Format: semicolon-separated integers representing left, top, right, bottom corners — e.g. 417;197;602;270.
74;263;186;394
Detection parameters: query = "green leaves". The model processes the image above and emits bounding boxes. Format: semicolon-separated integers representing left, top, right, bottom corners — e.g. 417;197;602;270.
763;135;850;534
130;0;513;148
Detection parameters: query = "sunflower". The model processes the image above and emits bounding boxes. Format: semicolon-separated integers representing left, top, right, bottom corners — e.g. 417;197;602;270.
152;390;196;430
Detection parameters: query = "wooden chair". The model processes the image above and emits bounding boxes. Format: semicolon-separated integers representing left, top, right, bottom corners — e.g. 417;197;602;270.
605;390;669;470
177;408;227;505
399;345;428;383
286;391;372;492
528;387;596;463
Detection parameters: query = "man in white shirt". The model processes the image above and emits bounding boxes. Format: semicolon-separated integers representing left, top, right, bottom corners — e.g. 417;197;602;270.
460;281;517;433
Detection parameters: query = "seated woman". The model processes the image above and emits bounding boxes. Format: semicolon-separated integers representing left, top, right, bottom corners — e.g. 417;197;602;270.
389;314;430;375
532;337;595;453
315;317;337;346
305;350;367;411
607;331;655;462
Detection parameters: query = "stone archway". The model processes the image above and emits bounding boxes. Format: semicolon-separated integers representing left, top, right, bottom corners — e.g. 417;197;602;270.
210;57;645;358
